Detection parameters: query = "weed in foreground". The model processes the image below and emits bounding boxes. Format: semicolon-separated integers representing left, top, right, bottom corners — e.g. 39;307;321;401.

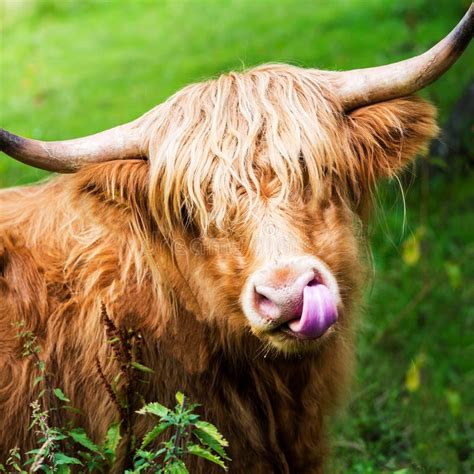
0;306;229;473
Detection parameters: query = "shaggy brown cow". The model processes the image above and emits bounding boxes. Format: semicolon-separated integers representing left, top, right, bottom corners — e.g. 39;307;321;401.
1;8;472;472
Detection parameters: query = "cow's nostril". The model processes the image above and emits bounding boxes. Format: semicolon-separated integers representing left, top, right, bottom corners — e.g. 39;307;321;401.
254;287;280;320
257;293;271;304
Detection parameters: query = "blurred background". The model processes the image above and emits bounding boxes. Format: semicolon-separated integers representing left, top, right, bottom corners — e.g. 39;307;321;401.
0;0;473;471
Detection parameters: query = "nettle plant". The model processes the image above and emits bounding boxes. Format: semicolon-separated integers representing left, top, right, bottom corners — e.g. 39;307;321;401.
1;311;229;473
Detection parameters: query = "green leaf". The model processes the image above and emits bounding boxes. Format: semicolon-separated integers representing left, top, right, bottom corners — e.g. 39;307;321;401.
33;375;43;388
187;444;227;470
131;361;154;374
53;452;83;466
137;402;169;418
62;406;83;415
444;261;462;289
406;363;420;392
445;389;461;417
194;421;229;448
53;388;70;403
175;391;185;405
140;422;172;449
405;353;426;393
402;227;425;266
104;422;121;455
57;466;72;474
24;450;40;460
193;428;229;459
113;372;122;386
26;447;44;458
165;459;189;474
68;427;102;454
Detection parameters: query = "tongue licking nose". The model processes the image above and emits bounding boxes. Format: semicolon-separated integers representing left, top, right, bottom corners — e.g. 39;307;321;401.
250;258;340;340
287;284;338;339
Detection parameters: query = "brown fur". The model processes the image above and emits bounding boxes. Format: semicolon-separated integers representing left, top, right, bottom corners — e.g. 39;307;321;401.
0;65;438;471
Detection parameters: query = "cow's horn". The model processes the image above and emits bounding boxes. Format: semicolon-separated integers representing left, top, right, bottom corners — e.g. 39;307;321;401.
0;119;145;173
335;5;473;111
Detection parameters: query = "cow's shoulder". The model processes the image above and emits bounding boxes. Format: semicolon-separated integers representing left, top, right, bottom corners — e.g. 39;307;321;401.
0;231;49;355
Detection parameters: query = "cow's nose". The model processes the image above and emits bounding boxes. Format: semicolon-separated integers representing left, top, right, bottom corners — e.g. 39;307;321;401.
243;256;340;339
254;270;316;323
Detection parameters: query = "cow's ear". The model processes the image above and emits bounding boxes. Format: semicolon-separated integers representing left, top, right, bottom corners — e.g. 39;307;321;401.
75;159;149;208
346;96;438;181
72;159;154;232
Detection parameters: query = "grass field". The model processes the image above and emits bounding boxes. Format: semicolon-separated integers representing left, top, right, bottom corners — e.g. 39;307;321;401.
1;0;473;471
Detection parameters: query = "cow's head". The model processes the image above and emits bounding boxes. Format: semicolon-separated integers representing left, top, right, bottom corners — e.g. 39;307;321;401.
1;9;472;354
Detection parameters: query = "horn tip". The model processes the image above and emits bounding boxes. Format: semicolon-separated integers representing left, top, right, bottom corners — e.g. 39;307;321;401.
0;128;25;155
450;4;474;55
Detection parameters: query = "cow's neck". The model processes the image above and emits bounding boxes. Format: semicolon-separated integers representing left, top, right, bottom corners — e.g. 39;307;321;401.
137;302;321;471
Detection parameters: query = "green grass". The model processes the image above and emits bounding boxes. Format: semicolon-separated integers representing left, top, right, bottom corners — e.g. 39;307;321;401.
330;174;474;472
1;0;473;471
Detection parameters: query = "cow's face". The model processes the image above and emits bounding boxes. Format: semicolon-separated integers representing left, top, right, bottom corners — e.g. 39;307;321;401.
167;189;361;354
144;67;437;354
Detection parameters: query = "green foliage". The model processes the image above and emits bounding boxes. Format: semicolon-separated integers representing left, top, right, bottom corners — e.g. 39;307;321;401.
0;448;27;473
53;388;70;403
131;361;155;374
3;392;229;473
193;421;229;459
67;428;102;455
103;423;122;462
14;321;41;358
330;176;474;472
2;313;228;473
129;392;229;473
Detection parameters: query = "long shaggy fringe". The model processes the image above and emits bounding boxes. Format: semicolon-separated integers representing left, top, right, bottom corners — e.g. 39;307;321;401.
142;64;349;232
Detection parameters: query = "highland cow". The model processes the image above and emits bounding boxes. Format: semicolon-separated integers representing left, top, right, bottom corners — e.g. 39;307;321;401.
0;7;472;472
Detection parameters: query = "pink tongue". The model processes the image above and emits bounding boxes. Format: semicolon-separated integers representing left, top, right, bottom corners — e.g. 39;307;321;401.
288;284;338;339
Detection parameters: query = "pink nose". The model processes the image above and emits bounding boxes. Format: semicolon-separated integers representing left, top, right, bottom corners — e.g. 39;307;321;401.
246;257;339;339
254;270;317;322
